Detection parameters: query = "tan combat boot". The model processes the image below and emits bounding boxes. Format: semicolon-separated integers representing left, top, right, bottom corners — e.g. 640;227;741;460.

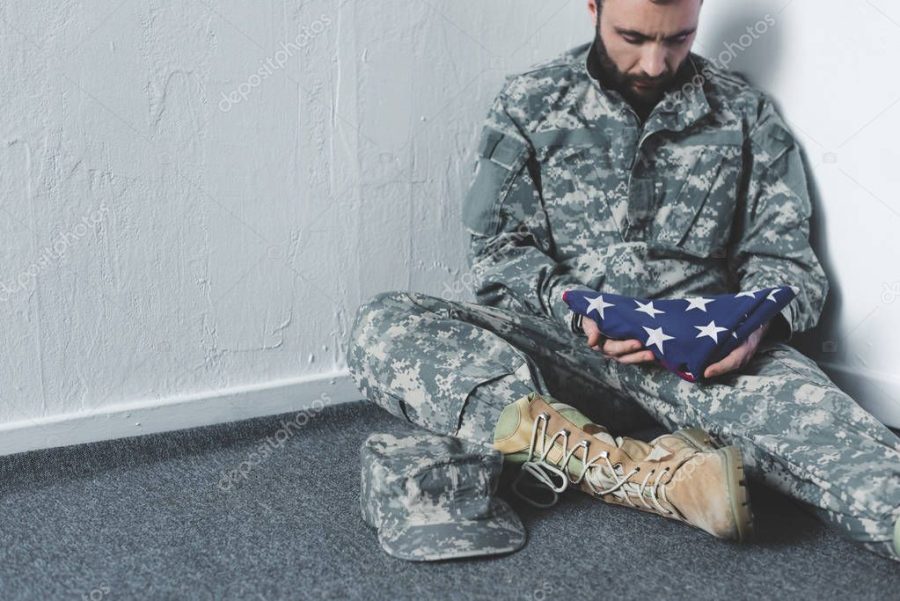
493;392;753;541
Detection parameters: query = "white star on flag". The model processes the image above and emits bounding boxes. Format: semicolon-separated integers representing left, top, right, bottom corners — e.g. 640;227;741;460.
634;300;664;319
643;326;675;354
586;295;616;320
695;320;729;343
684;297;714;312
561;285;799;383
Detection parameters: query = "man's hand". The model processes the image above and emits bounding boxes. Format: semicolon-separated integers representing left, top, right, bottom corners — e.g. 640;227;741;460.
703;321;770;379
582;316;655;365
582;315;772;377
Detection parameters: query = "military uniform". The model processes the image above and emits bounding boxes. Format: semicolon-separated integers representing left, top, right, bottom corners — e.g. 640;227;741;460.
347;41;900;560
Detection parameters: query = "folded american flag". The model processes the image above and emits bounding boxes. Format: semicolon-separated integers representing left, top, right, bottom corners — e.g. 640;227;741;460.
562;286;798;383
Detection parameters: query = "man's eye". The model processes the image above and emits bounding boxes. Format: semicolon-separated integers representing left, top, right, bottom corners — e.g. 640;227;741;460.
667;35;690;45
622;35;644;45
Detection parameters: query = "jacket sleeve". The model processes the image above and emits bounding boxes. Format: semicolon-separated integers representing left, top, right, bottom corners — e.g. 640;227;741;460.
462;84;587;334
729;97;830;342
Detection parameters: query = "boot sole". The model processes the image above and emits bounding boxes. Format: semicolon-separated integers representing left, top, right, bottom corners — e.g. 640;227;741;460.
720;445;754;543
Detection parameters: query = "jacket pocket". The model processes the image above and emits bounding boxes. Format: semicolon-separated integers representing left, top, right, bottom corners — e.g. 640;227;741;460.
539;142;625;247
650;135;744;259
399;348;530;437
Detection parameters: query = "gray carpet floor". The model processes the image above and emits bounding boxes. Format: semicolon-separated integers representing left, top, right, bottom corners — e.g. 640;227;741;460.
1;399;897;600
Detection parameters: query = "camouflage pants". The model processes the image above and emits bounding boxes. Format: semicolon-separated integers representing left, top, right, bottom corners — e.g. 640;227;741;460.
346;291;900;561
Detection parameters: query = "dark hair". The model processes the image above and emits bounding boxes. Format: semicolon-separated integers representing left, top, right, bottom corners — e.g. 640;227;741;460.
596;0;702;24
599;0;691;5
595;0;703;13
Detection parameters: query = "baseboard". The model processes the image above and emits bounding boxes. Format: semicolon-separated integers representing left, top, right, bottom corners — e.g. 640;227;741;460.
4;361;894;458
0;371;363;457
817;360;900;429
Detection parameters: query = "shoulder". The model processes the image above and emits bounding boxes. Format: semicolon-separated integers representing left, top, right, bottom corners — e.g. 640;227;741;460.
493;43;592;128
512;42;590;78
691;54;783;133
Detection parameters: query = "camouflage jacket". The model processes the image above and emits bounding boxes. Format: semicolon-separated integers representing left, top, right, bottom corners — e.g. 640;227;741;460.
462;40;829;343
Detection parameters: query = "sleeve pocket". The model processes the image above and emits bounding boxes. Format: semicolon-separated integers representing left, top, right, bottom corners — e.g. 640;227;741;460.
462;129;530;235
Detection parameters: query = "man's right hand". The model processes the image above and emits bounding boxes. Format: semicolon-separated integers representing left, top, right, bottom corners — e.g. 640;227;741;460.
582;316;656;365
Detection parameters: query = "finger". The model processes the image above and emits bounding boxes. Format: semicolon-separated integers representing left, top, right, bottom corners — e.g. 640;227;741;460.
601;338;634;356
705;353;743;378
602;338;644;357
704;355;727;378
582;319;602;349
705;356;730;377
616;350;656;365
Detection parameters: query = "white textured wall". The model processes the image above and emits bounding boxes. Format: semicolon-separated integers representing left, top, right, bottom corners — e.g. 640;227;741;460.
696;0;900;426
0;0;591;450
1;0;898;452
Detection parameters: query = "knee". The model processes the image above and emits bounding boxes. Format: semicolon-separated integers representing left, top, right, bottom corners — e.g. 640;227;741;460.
349;291;416;336
347;291;418;370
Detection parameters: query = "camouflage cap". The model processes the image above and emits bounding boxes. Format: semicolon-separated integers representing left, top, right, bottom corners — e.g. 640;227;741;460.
359;431;526;561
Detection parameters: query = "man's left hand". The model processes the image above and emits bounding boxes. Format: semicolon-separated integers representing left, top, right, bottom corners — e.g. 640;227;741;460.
703;321;771;379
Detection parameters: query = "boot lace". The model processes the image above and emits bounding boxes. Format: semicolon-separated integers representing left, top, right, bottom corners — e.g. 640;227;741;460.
511;412;674;516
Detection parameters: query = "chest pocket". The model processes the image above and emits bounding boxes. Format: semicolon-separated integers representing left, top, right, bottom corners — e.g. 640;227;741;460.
649;131;745;259
537;141;625;250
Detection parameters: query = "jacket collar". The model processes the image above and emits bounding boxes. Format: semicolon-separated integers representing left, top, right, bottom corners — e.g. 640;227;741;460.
578;39;711;134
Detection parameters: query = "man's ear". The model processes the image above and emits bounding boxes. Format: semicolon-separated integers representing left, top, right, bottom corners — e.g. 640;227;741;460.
587;0;598;25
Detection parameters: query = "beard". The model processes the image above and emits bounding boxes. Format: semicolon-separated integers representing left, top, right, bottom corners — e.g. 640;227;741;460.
589;27;685;110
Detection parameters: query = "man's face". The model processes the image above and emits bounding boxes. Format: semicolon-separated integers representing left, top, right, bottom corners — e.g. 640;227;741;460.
588;0;701;105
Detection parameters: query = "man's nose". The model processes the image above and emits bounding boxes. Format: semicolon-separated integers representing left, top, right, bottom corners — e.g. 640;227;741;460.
639;45;668;79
